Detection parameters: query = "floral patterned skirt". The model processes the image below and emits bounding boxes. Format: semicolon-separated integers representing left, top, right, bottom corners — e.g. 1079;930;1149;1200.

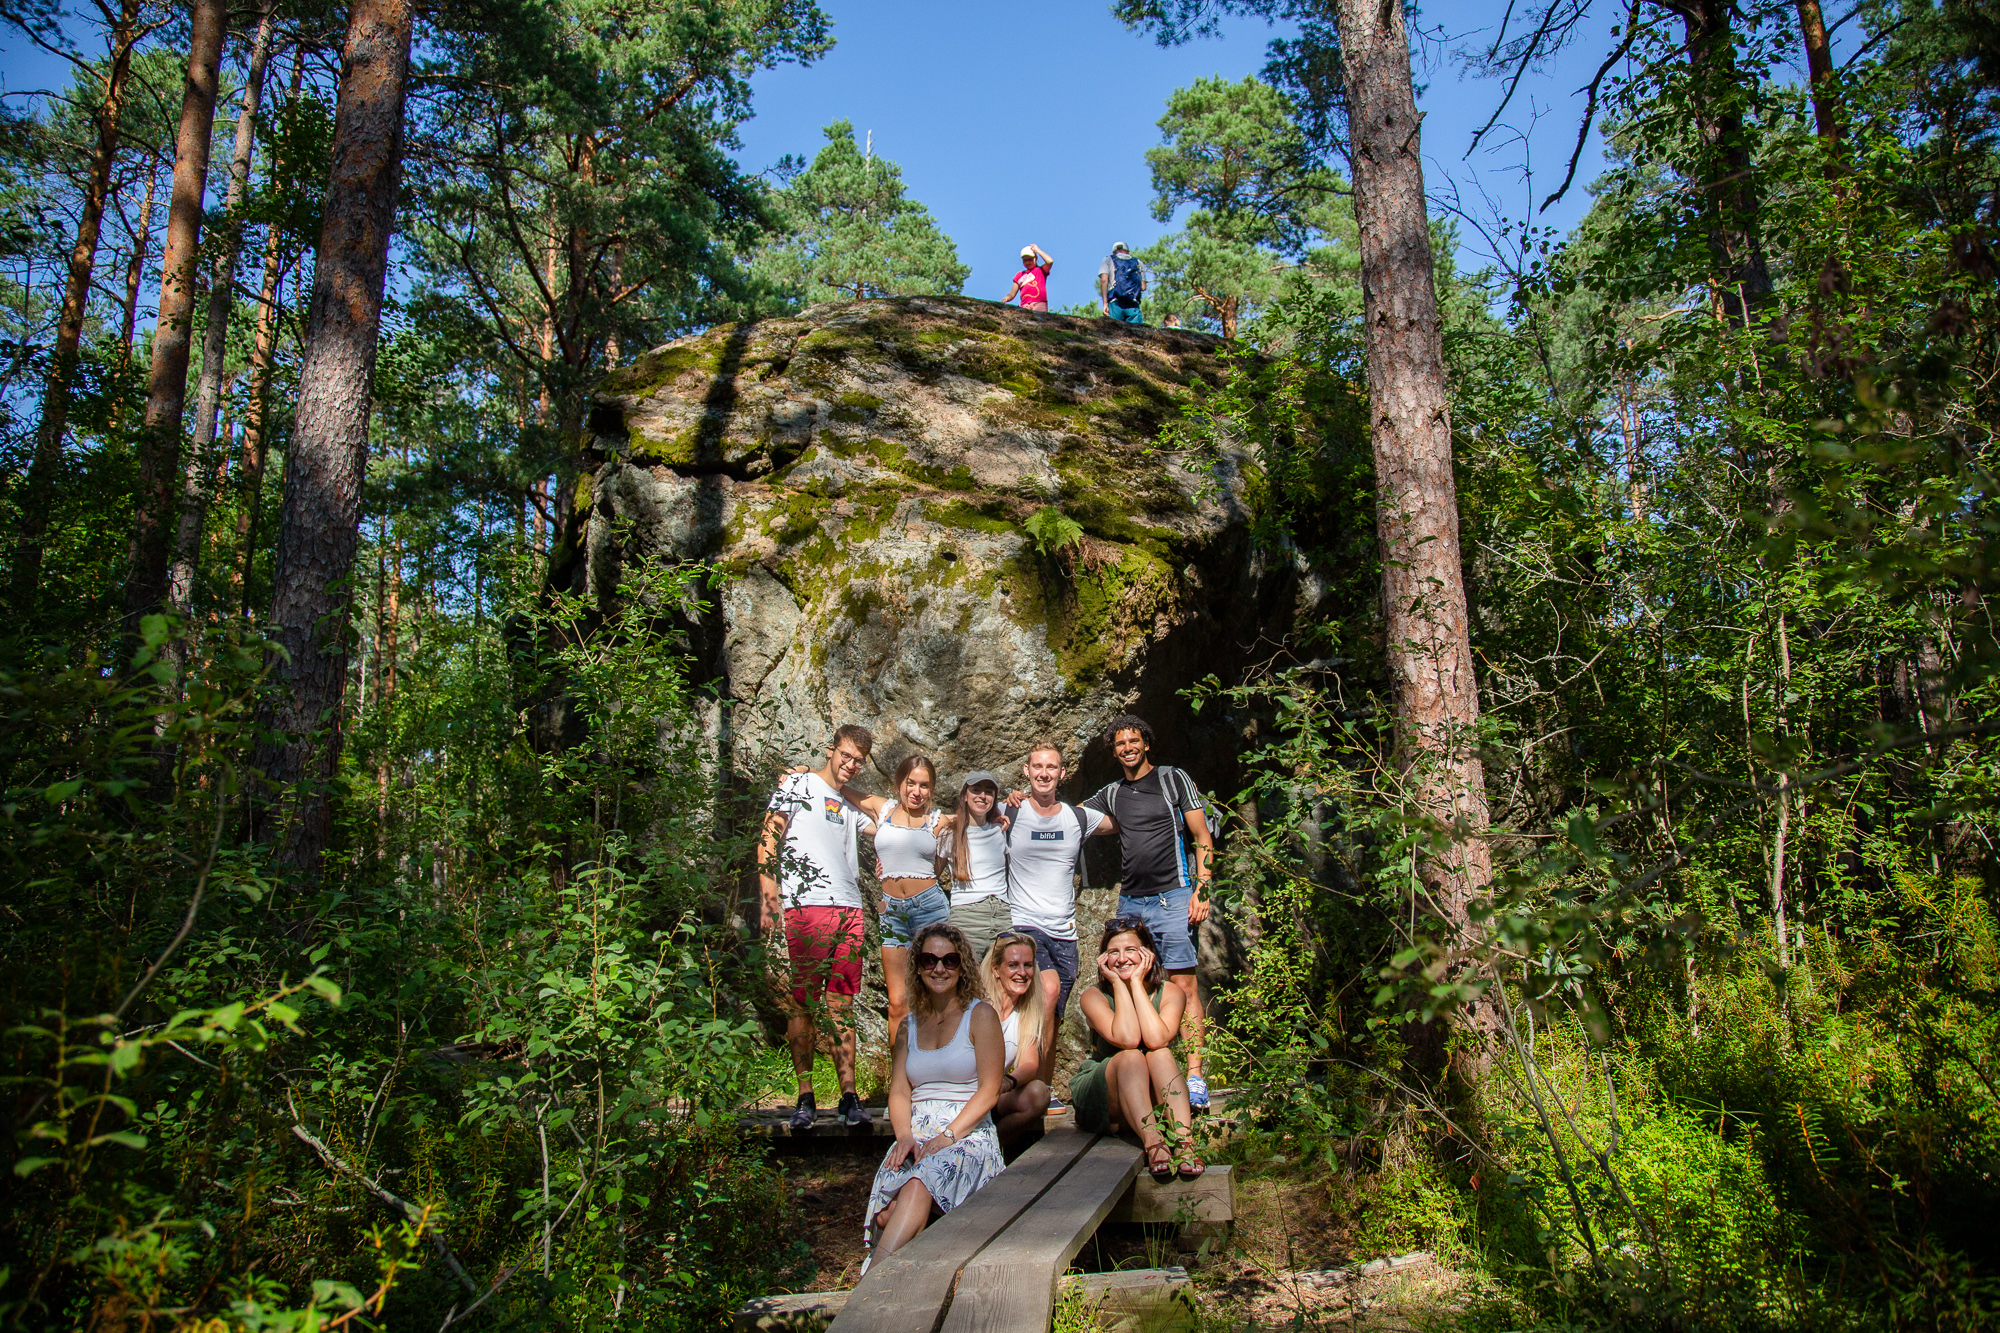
862;1099;1006;1251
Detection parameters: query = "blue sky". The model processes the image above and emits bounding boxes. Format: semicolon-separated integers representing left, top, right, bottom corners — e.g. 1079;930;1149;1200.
732;0;1616;306
2;0;1620;304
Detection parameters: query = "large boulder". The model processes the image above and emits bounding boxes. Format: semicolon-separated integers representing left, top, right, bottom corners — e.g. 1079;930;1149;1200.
558;295;1333;804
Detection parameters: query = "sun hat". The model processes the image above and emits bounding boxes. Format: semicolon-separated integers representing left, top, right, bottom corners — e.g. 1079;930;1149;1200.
1112;241;1130;254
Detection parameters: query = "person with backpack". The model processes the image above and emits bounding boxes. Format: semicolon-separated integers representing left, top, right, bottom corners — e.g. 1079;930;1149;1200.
1081;715;1218;1108
1098;243;1146;324
1005;739;1115;1073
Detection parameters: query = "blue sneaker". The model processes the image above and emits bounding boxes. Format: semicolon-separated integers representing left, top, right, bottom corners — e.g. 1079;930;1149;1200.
1187;1075;1210;1109
1046;1096;1066;1113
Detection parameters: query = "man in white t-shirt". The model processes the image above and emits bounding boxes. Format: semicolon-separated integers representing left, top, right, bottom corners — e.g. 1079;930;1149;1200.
1006;739;1115;1072
760;724;878;1131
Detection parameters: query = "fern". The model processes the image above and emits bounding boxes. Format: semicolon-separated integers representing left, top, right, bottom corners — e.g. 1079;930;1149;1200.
1023;505;1086;558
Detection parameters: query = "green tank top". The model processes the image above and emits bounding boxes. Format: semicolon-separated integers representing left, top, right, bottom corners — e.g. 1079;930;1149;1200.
1087;983;1175;1062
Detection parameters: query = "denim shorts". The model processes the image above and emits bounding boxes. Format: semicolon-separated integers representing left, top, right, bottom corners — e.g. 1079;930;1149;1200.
1014;924;1080;1022
880;884;952;948
1117;885;1198;971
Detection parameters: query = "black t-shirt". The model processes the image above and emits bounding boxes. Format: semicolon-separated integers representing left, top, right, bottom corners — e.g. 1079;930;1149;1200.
1085;768;1185;897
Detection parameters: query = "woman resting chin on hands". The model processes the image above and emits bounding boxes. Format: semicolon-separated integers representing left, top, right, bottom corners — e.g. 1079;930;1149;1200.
1069;917;1203;1181
862;922;1007;1270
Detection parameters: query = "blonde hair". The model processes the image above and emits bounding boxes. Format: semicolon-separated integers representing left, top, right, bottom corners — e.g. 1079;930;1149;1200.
982;932;1046;1059
907;922;986;1016
1025;738;1065;765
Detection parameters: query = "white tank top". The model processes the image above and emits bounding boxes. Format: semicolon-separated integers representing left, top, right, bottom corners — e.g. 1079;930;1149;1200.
905;1002;987;1103
1001;1008;1020;1070
875;801;943;880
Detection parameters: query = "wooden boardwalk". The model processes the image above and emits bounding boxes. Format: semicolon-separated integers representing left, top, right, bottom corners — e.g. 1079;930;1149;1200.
738;1127;1235;1332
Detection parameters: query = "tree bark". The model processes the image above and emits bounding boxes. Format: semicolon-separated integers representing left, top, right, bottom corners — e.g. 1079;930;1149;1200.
122;0;228;636
234;51;305;609
169;4;275;629
1332;0;1495;1044
1796;0;1840;153
255;0;414;879
9;0;143;616
1680;0;1773;321
119;158;160;367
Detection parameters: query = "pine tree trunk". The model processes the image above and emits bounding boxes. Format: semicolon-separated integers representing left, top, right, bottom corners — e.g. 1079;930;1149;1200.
234;52;304;609
9;0;143;615
122;0;228;635
119;159;159;367
1682;0;1773;321
1796;0;1839;152
1333;0;1496;1050
256;0;414;878
169;4;275;629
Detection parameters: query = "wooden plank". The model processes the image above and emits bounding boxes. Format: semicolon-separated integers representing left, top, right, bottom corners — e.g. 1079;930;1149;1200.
935;1136;1143;1333
734;1290;846;1332
1062;1267;1192;1311
825;1128;1101;1333
1107;1165;1233;1224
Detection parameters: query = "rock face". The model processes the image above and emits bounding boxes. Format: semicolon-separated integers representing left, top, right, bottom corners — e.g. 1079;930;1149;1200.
557;295;1331;805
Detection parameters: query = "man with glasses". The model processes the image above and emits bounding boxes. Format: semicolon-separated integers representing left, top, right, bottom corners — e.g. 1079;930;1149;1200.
761;724;879;1131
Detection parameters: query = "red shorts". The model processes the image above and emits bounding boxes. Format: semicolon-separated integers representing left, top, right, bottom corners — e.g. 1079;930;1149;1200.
784;906;865;1007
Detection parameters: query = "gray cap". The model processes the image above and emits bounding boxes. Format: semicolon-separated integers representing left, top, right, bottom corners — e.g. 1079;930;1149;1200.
960;770;1001;791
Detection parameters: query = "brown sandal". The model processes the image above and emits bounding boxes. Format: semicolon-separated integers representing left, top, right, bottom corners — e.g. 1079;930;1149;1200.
1175;1153;1205;1180
1145;1141;1176;1181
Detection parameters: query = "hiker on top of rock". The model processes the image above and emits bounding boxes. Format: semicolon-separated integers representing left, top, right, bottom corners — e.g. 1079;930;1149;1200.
1080;714;1217;1109
760;725;879;1132
1098;242;1146;324
1002;243;1053;311
862;921;1008;1270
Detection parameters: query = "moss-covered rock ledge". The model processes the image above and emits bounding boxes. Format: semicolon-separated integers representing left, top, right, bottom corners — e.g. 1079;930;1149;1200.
557;294;1335;790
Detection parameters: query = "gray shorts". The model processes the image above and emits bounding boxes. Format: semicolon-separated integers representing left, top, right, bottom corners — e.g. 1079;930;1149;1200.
950;894;1012;967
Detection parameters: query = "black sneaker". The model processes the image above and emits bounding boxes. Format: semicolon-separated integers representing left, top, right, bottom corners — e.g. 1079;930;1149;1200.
838;1091;872;1128
788;1093;816;1132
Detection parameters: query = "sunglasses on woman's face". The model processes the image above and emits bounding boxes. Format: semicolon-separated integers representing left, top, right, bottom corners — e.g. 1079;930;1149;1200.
919;952;962;972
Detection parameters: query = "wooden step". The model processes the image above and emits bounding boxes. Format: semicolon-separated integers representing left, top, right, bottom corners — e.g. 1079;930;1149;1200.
1108;1164;1233;1224
735;1269;1191;1333
824;1128;1103;1333
936;1135;1143;1333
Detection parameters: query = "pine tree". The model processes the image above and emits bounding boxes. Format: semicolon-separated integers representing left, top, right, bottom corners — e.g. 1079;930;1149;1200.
752;120;968;304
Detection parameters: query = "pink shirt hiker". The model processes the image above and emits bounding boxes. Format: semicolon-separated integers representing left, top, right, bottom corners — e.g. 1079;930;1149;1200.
1013;264;1050;307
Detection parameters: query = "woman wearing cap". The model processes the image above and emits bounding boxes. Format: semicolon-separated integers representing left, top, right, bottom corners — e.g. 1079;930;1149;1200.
944;771;1011;963
1002;243;1053;311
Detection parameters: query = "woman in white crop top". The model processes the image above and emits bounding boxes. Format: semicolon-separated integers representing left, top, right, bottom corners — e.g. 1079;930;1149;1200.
831;755;953;1036
862;921;1007;1267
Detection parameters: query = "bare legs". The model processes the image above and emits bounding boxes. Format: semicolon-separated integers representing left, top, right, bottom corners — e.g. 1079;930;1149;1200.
1035;967;1062;1070
1168;970;1204;1079
1101;1047;1193;1152
993;1079;1051;1146
882;944;911;1034
871;1178;936;1259
786;992;857;1098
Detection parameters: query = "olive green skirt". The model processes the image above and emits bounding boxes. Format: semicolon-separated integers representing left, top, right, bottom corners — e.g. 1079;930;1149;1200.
1068;1057;1114;1133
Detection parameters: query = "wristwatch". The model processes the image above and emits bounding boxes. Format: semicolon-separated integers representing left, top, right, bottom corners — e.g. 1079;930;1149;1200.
940;1127;957;1143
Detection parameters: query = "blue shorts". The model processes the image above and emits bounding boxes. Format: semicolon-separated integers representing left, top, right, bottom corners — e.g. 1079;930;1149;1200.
1117;886;1197;971
1106;302;1144;325
880;884;951;948
1013;924;1080;1022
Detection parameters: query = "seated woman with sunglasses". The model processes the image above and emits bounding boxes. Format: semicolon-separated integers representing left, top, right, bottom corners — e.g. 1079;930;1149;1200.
862;922;1008;1268
1071;917;1204;1181
980;931;1053;1149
